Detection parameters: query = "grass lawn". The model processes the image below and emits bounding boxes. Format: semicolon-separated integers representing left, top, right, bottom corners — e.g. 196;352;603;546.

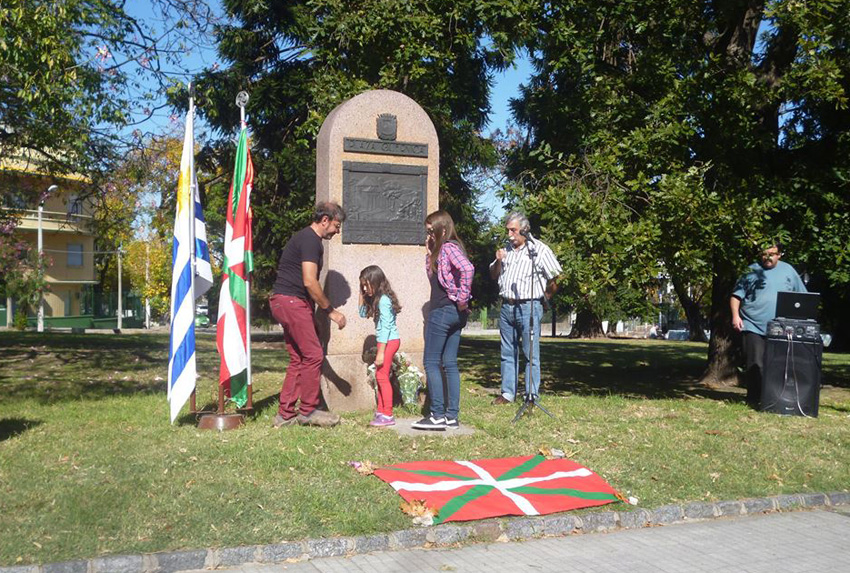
0;330;848;566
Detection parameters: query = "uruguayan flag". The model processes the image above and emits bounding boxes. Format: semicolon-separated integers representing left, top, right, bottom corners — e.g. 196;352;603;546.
167;105;212;423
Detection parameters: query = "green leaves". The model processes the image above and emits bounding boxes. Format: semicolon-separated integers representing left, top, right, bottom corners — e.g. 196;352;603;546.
503;0;850;342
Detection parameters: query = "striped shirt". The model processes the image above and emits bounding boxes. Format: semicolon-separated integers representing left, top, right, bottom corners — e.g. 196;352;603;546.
491;240;562;300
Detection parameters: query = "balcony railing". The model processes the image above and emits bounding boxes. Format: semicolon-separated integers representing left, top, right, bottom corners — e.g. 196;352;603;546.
2;206;93;233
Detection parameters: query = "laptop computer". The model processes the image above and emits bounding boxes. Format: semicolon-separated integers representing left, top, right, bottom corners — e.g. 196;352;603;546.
775;291;820;321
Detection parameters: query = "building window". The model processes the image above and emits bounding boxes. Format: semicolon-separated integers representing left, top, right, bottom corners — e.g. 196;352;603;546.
3;192;29;210
67;194;83;215
67;244;83;267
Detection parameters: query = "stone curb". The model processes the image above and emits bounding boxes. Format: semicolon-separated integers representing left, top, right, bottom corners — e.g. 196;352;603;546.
3;491;848;572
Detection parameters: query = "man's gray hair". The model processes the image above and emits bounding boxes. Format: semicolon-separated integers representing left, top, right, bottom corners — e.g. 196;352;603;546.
505;212;530;233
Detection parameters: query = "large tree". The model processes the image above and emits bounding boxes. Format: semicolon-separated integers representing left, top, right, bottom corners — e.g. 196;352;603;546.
0;0;219;303
505;0;850;380
0;0;216;180
189;0;538;302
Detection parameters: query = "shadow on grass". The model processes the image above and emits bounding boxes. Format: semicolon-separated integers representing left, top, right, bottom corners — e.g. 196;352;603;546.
0;418;43;441
4;331;844;406
459;337;746;402
822;361;850;389
172;393;282;427
0;331;285;405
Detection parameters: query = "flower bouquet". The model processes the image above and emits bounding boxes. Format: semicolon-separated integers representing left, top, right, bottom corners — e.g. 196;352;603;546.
364;349;424;414
393;352;424;414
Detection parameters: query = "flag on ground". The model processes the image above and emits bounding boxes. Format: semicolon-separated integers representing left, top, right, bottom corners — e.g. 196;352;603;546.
216;126;254;407
373;455;621;524
167;105;213;423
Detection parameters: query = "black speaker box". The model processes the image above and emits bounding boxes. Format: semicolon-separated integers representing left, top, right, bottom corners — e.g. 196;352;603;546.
760;336;822;417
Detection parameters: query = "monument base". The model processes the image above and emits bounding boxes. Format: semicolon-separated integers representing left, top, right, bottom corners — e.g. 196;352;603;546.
321;351;423;413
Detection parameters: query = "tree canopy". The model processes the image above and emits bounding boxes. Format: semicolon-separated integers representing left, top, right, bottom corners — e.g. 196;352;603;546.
189;0;540;298
503;0;850;371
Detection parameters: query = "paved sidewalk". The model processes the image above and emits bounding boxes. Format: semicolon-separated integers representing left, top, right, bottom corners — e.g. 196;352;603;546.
181;508;850;573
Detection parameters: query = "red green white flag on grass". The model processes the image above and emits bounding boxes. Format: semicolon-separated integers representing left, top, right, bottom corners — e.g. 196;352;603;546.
216;127;254;407
373;455;621;524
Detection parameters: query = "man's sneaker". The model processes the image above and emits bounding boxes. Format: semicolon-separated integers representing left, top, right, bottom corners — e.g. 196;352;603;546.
296;409;341;427
492;395;512;405
444;418;459;429
369;413;396;427
411;415;446;431
272;413;297;428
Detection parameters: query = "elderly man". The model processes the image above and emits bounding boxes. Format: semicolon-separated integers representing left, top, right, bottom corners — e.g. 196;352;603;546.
731;241;807;408
489;212;562;405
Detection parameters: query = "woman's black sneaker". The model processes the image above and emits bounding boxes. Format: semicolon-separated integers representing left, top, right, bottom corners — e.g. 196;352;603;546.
412;415;446;430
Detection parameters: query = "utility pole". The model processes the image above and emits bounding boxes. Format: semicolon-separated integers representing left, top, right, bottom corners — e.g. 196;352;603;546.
144;242;151;329
37;201;44;333
117;242;123;331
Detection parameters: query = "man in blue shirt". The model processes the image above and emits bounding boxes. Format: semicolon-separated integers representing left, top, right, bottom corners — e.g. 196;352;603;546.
730;242;807;407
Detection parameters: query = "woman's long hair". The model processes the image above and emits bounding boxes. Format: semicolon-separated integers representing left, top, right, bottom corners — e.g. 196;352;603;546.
359;265;402;321
426;210;467;273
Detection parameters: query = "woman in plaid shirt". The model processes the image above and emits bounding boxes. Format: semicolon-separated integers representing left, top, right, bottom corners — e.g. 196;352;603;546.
412;210;475;431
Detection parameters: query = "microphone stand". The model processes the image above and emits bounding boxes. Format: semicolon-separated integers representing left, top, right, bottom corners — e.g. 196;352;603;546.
513;232;555;423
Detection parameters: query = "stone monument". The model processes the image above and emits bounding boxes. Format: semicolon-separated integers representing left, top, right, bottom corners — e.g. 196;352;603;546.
315;90;439;412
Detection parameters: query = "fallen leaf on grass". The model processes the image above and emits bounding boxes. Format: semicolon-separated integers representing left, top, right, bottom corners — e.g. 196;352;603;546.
538;447;566;459
347;460;375;476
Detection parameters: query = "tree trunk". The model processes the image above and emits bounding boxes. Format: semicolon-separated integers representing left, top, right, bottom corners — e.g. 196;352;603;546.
700;255;742;387
568;308;606;338
669;275;709;343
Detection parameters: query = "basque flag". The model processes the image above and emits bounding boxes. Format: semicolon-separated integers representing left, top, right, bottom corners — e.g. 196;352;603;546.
374;455;621;524
216;126;253;407
167;105;213;423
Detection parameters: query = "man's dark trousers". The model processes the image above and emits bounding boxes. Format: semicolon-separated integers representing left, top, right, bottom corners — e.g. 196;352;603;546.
742;331;766;408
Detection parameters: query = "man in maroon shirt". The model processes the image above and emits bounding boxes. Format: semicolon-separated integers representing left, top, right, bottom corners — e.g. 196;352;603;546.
269;202;347;427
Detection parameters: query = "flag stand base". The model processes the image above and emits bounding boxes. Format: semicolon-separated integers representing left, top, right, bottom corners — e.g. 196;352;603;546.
197;413;244;431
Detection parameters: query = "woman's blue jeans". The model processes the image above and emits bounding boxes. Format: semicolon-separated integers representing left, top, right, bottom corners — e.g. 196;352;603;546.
423;304;467;421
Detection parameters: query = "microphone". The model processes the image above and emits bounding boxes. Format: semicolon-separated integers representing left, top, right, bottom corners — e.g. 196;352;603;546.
521;229;535;243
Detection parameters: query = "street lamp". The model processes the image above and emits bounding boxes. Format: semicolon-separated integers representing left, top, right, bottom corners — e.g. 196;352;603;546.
37;185;58;332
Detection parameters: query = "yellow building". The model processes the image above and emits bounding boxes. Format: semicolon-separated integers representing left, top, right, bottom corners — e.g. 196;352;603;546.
1;158;96;327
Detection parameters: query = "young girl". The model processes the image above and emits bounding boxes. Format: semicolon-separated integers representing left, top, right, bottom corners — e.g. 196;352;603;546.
358;265;402;427
412;210;474;431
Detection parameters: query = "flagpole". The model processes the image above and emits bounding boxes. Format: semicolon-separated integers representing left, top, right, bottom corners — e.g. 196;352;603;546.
188;82;199;415
236;90;253;411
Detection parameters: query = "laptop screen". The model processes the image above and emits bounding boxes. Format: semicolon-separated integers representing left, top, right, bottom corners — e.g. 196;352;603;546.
775;291;820;321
